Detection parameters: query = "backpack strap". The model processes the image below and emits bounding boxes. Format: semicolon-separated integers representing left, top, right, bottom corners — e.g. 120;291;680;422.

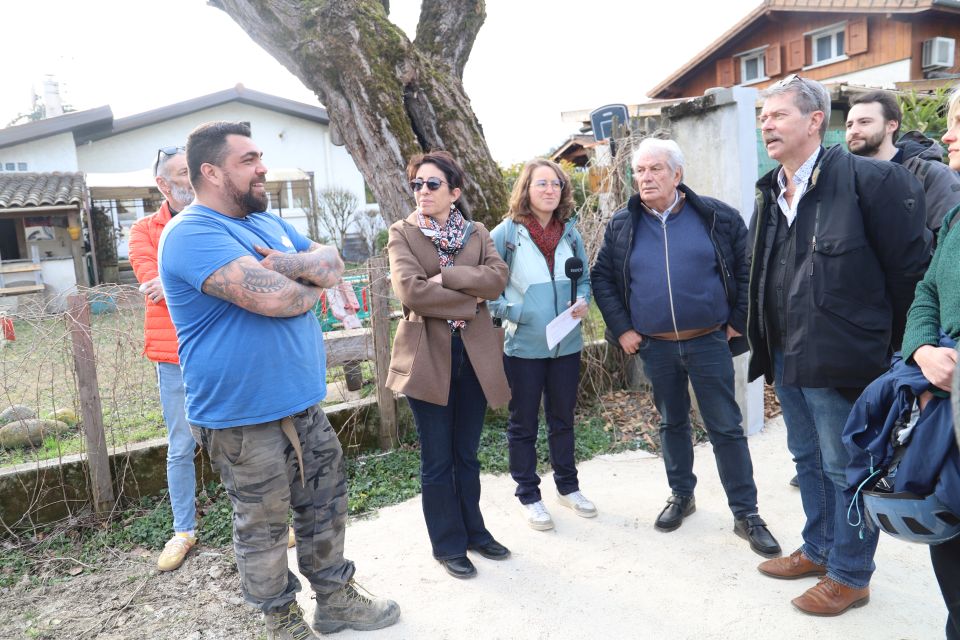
503;219;518;272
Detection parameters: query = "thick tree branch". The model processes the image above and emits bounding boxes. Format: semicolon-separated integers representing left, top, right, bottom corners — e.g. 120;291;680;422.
209;0;507;227
414;0;485;79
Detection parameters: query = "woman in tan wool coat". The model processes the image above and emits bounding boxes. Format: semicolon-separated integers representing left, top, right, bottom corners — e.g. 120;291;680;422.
386;150;511;580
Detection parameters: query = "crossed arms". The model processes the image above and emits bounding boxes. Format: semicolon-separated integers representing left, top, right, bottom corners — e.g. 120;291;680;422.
201;242;344;317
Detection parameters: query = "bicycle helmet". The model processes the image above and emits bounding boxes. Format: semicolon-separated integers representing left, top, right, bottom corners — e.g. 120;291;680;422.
863;490;960;545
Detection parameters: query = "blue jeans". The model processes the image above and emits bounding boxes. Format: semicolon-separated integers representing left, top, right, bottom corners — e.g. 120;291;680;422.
504;352;581;504
637;330;758;518
772;350;878;589
407;336;494;560
157;362;197;533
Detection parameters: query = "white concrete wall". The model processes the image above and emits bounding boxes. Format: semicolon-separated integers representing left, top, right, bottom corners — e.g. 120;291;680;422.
0;133;78;172
665;87;765;435
76;103;367;206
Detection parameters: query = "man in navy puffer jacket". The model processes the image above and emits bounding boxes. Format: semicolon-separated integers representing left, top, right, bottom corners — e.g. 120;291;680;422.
592;138;779;559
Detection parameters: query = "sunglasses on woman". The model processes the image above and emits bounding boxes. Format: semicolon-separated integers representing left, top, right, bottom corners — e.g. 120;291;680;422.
410;177;449;192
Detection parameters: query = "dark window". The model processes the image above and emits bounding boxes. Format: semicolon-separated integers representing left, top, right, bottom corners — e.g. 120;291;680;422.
16;162;27;171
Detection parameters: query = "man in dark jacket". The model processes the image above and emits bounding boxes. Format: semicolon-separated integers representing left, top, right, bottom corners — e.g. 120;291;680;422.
592;137;780;559
846;89;960;235
750;75;931;617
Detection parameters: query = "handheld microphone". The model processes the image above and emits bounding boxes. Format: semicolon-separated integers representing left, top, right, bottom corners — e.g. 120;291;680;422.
564;257;583;307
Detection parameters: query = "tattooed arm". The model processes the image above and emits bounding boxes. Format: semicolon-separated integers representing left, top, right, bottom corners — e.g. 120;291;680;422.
201;255;321;317
254;243;344;288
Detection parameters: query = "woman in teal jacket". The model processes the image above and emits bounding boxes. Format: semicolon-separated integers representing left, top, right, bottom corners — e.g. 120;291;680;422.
489;159;595;531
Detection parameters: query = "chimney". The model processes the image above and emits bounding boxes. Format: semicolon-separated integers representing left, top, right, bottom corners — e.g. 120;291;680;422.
43;76;64;117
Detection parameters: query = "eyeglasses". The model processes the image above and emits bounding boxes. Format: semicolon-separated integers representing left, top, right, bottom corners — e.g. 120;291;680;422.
156;145;185;166
410;177;449;192
532;179;564;191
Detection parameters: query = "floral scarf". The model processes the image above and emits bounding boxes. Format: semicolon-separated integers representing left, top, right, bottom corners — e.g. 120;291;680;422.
418;206;468;330
520;214;564;274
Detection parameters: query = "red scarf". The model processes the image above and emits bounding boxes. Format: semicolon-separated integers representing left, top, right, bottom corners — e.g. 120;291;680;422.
520;215;564;274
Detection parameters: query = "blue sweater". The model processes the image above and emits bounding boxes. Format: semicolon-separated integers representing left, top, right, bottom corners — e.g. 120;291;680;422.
628;203;728;335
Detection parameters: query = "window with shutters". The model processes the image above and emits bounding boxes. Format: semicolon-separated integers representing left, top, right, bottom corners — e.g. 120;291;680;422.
806;22;848;67
735;46;769;85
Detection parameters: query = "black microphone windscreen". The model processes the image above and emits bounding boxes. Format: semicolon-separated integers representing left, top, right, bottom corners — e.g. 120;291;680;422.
565;257;584;279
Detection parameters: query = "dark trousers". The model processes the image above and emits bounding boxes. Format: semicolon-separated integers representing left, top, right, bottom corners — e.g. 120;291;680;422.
407;335;493;560
637;330;759;518
932;536;960;640
504;352;581;504
191;405;354;613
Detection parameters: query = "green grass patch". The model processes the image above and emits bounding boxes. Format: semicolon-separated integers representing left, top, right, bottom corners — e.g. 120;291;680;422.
0;401;643;588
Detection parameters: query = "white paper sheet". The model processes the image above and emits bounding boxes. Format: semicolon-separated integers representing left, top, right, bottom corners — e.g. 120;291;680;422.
545;299;586;350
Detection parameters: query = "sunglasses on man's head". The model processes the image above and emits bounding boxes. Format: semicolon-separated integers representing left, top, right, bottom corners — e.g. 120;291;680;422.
410;177;449;192
156;145;185;165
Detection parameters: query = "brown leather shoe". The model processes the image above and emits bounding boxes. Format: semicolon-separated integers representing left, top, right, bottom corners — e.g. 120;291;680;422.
791;577;870;616
757;549;827;579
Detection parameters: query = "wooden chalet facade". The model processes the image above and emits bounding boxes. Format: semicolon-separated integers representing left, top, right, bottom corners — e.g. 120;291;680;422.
649;0;960;100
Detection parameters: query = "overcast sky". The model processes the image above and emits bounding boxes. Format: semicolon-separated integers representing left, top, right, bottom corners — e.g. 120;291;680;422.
3;0;760;164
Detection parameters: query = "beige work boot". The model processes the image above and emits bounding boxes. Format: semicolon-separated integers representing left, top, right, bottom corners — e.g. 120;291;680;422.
313;580;401;633
264;602;319;640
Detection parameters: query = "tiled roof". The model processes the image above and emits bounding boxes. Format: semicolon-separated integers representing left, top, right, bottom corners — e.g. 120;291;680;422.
648;0;960;97
0;172;86;209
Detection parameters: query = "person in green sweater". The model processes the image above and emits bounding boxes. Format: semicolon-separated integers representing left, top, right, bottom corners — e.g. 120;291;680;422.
899;87;960;640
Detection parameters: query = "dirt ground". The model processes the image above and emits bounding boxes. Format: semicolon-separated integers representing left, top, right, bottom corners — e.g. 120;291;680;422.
0;548;262;639
0;412;945;640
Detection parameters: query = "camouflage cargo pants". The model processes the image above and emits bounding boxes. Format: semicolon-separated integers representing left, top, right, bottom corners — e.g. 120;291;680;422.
192;404;355;612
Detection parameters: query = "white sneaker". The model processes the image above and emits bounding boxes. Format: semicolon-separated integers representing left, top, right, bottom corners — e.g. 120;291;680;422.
557;490;598;518
521;501;554;530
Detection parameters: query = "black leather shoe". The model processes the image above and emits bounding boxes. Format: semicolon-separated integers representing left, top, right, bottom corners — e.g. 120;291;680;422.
438;556;477;579
468;539;511;560
654;494;696;532
735;514;782;558
789;474;800;488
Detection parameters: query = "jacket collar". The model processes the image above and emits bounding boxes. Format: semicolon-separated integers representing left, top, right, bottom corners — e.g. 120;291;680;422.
154;200;175;226
627;183;712;220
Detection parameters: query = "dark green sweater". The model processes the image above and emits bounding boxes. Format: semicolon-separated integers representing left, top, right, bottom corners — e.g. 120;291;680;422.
902;206;960;362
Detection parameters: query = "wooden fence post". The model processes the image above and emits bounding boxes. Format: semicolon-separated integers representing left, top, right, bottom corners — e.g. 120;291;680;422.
66;294;114;514
368;255;397;450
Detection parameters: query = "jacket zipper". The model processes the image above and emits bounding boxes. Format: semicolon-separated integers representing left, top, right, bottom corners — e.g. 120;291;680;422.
709;211;731;300
808;200;821;277
661;216;681;340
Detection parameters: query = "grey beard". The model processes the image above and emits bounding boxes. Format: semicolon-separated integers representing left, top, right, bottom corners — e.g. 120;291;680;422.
169;184;195;211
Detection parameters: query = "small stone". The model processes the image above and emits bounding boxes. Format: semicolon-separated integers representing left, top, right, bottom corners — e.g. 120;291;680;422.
208;566;224;580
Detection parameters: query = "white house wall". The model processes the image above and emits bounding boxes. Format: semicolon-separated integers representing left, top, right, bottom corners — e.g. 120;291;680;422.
822;58;912;89
76;102;367;206
0;133;78;172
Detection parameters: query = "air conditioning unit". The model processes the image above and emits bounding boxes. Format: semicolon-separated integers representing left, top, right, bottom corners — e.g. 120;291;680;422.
922;37;956;70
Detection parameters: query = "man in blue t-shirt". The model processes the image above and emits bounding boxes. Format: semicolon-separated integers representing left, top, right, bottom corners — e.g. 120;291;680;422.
159;121;399;639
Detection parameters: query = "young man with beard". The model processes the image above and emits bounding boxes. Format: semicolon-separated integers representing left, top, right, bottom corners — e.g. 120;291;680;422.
159;121;399;639
846;90;960;235
129;147;200;571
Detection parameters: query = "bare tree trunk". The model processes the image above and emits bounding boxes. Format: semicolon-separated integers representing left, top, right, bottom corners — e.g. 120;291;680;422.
209;0;507;227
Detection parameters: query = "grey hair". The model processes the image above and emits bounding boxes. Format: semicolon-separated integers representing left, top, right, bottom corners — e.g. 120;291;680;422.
631;138;685;173
762;76;831;138
154;149;185;180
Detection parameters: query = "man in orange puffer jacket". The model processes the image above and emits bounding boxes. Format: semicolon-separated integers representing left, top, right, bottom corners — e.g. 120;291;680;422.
129;146;198;571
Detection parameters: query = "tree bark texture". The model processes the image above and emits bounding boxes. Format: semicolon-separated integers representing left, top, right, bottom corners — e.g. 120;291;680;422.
209;0;507;227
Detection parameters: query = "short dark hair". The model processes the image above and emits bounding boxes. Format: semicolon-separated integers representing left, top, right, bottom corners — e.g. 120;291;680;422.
850;90;902;139
406;150;466;193
185;121;252;186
